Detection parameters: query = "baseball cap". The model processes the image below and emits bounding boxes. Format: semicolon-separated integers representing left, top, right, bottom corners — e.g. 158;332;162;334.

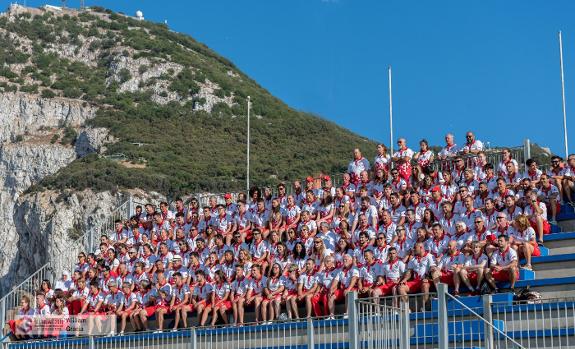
224;193;232;199
306;176;314;183
323;175;331;181
431;186;441;193
173;255;182;261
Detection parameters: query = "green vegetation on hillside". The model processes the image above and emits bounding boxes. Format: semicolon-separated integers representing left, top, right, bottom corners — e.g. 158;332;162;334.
1;7;376;196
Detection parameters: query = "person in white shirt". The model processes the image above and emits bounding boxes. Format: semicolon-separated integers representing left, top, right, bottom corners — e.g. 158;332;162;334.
460;131;484;155
373;143;391;173
484;235;519;292
348;148;370;184
436;241;464;295
459;242;488;293
397;242;436;308
372;247;405;299
54;271;73;292
438;133;459;159
297;259;318;319
510;215;541;271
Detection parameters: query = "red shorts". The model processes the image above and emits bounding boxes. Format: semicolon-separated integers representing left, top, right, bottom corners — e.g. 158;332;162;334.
530;220;551;235
467;271;478;284
286;290;297;297
144;306;156;317
491;269;520;282
213;300;232;310
439;271;455;286
377;280;398;296
404;278;425;293
531;242;541;257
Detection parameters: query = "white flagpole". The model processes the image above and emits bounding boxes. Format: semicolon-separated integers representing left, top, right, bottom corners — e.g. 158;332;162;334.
559;31;569;158
246;96;251;190
388;66;394;160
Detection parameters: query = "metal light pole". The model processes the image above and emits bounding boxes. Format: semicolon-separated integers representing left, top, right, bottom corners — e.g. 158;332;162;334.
388;66;394;158
246;96;251;190
559;31;569;158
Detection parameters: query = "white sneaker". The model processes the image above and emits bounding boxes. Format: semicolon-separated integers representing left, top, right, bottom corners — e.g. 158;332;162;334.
343;314;349;319
153;330;163;334
108;331;115;337
327;316;335;320
119;331;124;336
170;328;178;332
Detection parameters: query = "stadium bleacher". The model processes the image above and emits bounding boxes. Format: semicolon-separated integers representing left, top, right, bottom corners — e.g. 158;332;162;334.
3;140;575;349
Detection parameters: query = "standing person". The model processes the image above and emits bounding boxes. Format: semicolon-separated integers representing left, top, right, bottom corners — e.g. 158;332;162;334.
170;273;191;331
348;148;371;185
438;133;459;160
374;143;391;174
393;138;415;186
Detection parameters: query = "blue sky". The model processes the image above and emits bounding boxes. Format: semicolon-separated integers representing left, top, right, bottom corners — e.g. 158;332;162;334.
6;0;575;156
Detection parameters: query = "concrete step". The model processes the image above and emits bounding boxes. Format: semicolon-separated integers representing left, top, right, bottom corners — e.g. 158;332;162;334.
530;254;575;279
544;232;575;255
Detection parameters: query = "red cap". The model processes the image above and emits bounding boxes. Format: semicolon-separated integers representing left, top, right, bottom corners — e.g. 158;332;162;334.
224;193;232;199
306;176;314;183
431;186;441;193
323;175;331;181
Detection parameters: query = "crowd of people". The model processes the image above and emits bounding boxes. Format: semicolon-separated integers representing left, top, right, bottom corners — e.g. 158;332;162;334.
6;131;575;337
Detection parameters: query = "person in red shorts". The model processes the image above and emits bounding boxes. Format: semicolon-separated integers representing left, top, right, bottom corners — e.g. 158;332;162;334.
283;265;300;320
245;265;267;323
328;254;359;317
297;259;318;319
436;241;464;295
484;235;519;293
397;242;436;310
358;249;383;297
131;280;155;331
208;270;232;326
312;256;339;318
170;272;191;331
511;215;541;271
459;242;488;294
263;263;285;323
118;282;137;335
231;265;250;326
373;247;405;301
192;270;213;327
78;281;104;335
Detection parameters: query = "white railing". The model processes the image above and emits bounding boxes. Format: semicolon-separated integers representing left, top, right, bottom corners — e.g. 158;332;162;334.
491;296;575;349
0;263;54;332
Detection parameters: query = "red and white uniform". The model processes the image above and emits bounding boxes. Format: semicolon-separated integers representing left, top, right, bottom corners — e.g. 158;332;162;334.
373;245;390;264
283;205;301;226
317;268;339;290
464;254;488;269
193;283;212;301
426;235;450;258
251;210;269;229
416;150;434;168
407;253;436;279
348;158;371;179
461;140;484;153
374;154;391;171
389;205;407;224
86;292;104;312
213;214;232;234
439;252;464;272
382;259;405;283
336;266;360;289
378;222;397;244
360;261;384;287
249;276;268;294
250;239;270;260
231;277;250;298
438;144;459;158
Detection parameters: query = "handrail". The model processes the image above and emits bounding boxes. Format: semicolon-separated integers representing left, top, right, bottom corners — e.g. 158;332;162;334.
0;263;53;332
445;292;525;349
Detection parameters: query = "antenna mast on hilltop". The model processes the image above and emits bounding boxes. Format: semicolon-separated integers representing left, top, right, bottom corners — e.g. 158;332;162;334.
80;0;85;9
61;0;66;8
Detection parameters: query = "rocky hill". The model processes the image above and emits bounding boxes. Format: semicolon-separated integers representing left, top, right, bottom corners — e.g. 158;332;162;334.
0;4;378;294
